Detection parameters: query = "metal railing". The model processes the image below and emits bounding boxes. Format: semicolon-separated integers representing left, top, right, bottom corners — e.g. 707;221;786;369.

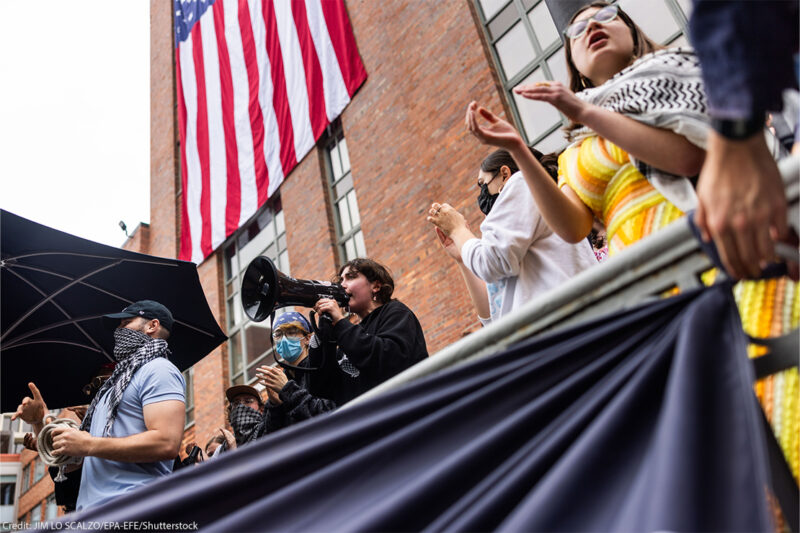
349;155;800;407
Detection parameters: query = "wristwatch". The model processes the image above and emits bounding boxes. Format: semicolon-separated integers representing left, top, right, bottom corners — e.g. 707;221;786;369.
711;115;765;140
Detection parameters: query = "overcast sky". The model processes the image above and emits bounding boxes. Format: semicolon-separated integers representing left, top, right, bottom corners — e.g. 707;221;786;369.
0;0;150;248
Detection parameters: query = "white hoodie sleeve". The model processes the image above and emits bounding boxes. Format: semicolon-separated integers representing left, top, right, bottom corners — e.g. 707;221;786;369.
461;172;542;283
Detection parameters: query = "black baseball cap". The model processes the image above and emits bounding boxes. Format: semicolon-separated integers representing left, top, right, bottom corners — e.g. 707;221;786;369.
103;300;175;332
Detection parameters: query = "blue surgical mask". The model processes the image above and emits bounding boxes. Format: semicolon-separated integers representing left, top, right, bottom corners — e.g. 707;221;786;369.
276;337;303;362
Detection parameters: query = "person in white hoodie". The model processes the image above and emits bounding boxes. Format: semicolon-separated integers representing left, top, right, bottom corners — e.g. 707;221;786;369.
428;148;598;325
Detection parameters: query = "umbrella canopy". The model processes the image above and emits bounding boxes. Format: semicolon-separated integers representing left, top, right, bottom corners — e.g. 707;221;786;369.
1;210;226;411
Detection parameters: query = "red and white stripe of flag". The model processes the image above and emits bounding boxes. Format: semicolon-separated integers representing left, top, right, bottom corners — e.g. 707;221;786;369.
176;0;366;263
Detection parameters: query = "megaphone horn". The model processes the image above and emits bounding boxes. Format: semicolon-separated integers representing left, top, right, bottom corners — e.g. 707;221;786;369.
241;256;349;322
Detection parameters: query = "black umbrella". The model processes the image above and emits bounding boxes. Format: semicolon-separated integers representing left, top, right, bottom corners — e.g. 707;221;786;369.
1;210;227;411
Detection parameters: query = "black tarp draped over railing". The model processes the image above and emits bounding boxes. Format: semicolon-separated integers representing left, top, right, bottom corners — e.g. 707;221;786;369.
55;283;776;532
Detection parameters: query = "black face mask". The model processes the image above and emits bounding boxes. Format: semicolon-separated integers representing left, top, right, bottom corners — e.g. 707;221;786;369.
477;184;500;215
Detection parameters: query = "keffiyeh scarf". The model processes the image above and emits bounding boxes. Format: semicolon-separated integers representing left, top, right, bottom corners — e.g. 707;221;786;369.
80;328;171;436
229;403;263;445
571;47;710;211
310;332;360;377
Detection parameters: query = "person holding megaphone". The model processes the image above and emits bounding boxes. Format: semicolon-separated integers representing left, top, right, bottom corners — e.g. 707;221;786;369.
309;258;429;406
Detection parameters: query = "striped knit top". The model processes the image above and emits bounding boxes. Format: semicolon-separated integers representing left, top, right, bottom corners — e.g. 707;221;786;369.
557;135;684;255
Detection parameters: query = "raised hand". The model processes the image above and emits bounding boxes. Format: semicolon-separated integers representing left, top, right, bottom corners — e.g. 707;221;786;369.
23;433;38;452
426;202;467;237
513;81;590;123
265;387;282;406
256;365;289;393
314;298;345;324
466;101;526;151
433;226;462;263
219;427;236;450
12;382;47;425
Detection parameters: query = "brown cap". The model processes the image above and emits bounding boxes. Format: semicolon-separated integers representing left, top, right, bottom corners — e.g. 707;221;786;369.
225;385;261;404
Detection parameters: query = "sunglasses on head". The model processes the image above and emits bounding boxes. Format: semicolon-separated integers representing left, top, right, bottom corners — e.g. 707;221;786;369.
564;5;619;39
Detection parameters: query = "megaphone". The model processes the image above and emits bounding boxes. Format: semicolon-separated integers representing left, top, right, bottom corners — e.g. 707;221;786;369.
241;256;349;322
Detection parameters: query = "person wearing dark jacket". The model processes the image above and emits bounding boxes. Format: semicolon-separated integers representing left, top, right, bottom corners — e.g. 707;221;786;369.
224;312;342;447
255;311;337;431
311;258;429;406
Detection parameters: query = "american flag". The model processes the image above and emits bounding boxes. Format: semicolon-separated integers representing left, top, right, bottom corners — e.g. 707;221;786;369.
174;0;367;262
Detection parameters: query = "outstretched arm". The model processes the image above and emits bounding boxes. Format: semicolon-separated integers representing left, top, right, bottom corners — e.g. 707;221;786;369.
514;82;705;176
466;102;593;243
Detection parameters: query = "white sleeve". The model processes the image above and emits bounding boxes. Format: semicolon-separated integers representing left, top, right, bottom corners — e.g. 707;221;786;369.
461;173;542;283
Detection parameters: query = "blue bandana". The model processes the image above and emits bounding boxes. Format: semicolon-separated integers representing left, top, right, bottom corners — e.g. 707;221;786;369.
273;311;310;332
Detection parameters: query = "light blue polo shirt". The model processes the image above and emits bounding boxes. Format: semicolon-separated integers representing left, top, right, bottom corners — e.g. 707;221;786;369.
76;358;185;510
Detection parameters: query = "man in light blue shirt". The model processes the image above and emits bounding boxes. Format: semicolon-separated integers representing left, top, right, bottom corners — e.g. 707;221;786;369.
22;301;186;510
73;356;185;509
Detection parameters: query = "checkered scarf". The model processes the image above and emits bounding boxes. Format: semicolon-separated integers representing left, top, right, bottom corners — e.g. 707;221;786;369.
80;328;170;436
228;403;263;445
571;47;710;212
310;332;360;377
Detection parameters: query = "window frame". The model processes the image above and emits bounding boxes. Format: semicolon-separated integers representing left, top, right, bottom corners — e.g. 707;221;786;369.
222;198;289;387
0;475;16;507
30;502;42;524
21;464;30;494
33;458;45;484
45;494;58;521
322;120;366;263
183;368;194;428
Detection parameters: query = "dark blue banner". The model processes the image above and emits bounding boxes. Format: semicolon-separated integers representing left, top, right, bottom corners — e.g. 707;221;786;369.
60;284;775;532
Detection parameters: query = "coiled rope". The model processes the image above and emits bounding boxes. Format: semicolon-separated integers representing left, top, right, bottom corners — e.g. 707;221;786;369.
37;418;82;481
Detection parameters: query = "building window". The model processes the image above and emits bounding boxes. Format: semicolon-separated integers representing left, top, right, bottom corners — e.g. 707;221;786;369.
0;414;10;455
33;458;45;484
21;464;30;494
183;369;194;427
1;413;35;454
0;475;15;523
473;0;690;153
324;123;366;262
223;199;288;386
30;503;41;525
0;477;14;505
45;494;58;521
